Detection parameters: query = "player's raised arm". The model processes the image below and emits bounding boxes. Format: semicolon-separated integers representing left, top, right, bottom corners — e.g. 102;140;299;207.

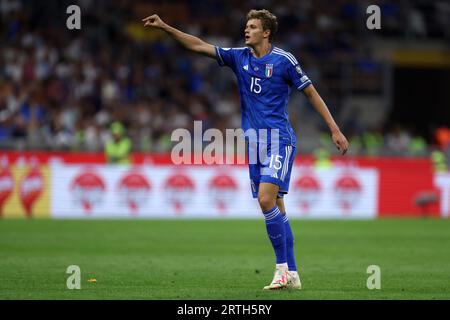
303;84;349;155
142;14;216;59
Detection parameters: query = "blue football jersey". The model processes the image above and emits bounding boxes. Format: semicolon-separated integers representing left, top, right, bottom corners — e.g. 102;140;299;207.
214;45;312;147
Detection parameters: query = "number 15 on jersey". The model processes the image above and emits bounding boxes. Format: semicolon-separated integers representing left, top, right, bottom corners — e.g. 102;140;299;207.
250;77;262;94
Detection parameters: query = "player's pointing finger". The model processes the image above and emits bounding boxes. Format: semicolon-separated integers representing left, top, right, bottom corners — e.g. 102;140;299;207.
142;14;156;22
341;140;348;155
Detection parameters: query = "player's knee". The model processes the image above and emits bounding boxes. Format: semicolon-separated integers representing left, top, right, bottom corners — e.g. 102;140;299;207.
258;193;276;212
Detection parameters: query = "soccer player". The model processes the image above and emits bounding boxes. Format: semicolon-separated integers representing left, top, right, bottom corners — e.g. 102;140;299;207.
143;9;349;290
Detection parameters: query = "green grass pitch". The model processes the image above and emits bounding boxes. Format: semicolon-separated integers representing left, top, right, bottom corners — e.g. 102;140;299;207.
0;218;449;299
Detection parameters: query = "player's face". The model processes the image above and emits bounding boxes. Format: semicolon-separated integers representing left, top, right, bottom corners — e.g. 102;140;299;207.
245;19;269;46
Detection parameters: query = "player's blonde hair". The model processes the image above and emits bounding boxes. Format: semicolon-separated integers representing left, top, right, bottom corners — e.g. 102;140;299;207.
246;9;278;42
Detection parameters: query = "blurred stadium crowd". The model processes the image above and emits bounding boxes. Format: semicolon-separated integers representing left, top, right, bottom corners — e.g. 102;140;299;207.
0;0;449;159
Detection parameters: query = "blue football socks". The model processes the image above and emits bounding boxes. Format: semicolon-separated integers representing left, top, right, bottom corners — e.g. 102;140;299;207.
283;214;297;271
263;206;287;264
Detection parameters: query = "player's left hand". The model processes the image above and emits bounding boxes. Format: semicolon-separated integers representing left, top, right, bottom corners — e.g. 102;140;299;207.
142;14;165;29
331;130;349;155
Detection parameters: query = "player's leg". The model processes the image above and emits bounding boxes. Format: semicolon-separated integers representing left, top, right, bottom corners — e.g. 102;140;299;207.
276;197;296;271
259;182;289;290
277;197;301;289
274;143;301;289
258;183;286;265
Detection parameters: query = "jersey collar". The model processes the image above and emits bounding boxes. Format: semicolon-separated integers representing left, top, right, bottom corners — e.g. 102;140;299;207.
250;44;274;60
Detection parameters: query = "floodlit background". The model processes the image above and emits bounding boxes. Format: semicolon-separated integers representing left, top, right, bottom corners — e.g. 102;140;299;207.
0;0;449;218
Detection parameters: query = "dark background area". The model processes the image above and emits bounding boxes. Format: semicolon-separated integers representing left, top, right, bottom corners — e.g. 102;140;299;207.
392;67;450;136
1;0;449;159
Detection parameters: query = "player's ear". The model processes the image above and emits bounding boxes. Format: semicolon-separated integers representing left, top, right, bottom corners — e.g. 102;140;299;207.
263;29;271;39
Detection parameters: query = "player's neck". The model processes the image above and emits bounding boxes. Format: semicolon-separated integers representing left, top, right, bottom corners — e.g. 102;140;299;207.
251;42;272;58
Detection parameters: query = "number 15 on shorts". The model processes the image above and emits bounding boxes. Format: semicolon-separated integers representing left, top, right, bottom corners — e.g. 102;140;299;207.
269;154;283;170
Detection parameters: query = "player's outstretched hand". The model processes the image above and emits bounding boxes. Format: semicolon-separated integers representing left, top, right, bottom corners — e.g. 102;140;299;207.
332;130;349;155
142;14;165;29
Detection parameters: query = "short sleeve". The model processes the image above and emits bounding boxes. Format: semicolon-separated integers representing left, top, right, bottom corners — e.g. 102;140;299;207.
215;46;239;70
285;59;312;91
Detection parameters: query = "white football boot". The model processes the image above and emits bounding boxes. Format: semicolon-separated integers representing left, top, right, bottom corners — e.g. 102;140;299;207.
263;268;288;290
286;271;302;290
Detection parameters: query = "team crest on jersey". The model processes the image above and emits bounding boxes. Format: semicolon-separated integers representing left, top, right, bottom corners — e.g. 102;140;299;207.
265;64;273;78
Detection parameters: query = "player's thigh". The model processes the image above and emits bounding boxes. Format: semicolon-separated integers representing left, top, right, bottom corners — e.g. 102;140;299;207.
248;163;261;198
259;144;295;192
247;141;261;198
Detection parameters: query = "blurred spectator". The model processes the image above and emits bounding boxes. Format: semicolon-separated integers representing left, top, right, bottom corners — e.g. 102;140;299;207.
408;134;427;157
313;147;332;170
362;131;383;156
434;127;450;151
431;150;448;173
0;0;447;159
105;122;132;165
405;5;427;38
385;126;411;156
